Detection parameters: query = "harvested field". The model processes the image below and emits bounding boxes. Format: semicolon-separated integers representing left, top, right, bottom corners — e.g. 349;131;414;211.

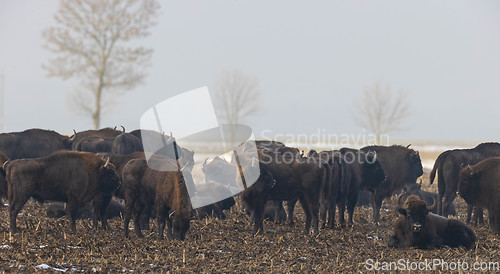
0;196;498;272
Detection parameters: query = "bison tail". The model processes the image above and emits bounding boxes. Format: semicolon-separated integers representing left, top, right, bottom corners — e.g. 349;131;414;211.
429;151;450;184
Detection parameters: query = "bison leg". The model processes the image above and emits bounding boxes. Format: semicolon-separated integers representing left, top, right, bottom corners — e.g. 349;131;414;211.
93;194;112;230
286;199;297;226
299;196;319;235
123;202;133;238
273;201;282;224
475;206;484;225
8;196;29;233
466;204;473;225
371;192;383;224
66;201;80;232
156;205;167;240
337;196;347;228
131;199;145;238
318;199;327;229
346;191;357;227
140;203;152;231
441;192;456;217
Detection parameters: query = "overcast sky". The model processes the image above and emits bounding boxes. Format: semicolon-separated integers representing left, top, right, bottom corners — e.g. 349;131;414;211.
1;1;499;143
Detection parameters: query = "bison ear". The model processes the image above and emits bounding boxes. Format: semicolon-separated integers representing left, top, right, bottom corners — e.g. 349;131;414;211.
398;207;407;216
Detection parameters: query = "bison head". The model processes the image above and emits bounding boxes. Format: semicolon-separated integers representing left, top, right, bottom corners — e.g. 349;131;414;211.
169;210;191;240
457;165;480;204
98;157;120;193
397;195;436;232
408;150;424;178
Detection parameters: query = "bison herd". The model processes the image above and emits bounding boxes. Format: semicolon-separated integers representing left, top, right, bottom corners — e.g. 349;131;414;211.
0;128;498;250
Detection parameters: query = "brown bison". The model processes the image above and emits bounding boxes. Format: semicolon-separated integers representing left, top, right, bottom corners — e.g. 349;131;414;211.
399;182;456;216
75;136;114;153
388;196;475;249
6;151;120;232
241;153;327;235
122;157;192;240
70;127;124;150
0;128;71;159
192;182;236;220
430;143;500;220
339;148;387;225
458;158;500;232
360;145;423;223
46;198;124;220
111;133;143;155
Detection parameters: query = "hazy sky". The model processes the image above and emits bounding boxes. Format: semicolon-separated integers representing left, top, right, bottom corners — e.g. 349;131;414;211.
1;1;500;142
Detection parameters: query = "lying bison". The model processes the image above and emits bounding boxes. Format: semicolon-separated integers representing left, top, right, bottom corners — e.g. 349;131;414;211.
388;196;475;249
399;182;456;216
122;157;192;240
6;151;120;232
458;158;500;232
46;198;124;220
193;183;235;220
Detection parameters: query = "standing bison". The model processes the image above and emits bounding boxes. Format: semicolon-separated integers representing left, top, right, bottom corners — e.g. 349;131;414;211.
122;157;192;240
339;148;386;225
6;151;120;232
458;158;500;232
388;196;475;249
360;145;423;223
241;152;327;235
430;143;500;220
0;128;71;159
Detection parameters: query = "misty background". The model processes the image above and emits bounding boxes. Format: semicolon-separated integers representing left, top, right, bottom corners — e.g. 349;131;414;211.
1;1;499;142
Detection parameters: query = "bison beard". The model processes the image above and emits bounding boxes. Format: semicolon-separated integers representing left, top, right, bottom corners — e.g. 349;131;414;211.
387;196;476;249
6;151;120;233
122;158;192;240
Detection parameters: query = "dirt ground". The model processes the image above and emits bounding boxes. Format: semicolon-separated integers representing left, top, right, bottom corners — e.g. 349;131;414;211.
0;193;499;272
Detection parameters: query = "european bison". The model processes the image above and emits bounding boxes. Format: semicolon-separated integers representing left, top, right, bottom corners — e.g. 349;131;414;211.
399;182;456;216
339;148;386;225
70;127;124;150
122;157;192;240
388;195;475;249
6;151;120;232
458;158;500;232
192;183;236;220
430;143;500;219
241;153;327;235
0;128;71;159
360;145;423;223
111;133;143;155
46;198;124;220
0;152;10;204
75;136;114;153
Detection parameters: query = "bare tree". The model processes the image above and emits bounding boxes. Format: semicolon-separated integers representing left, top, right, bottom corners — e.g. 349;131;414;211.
42;0;160;129
212;69;260;146
354;82;410;144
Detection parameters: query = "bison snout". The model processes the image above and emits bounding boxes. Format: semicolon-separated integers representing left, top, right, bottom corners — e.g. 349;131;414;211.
412;223;422;231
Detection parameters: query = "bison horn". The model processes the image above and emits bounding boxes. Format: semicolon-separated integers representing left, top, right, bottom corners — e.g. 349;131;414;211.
203;158;209;166
169;211;176;219
427;197;437;212
104;157;110;168
406;144;411;148
69;130;77;141
113;126;117;130
397;193;405;207
121;126;125;133
467;164;474;176
372;152;377;162
2;160;9;170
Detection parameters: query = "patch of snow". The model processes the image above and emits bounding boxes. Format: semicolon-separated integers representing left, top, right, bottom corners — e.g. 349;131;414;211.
0;244;9;249
36;264;68;272
39;245;48;248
